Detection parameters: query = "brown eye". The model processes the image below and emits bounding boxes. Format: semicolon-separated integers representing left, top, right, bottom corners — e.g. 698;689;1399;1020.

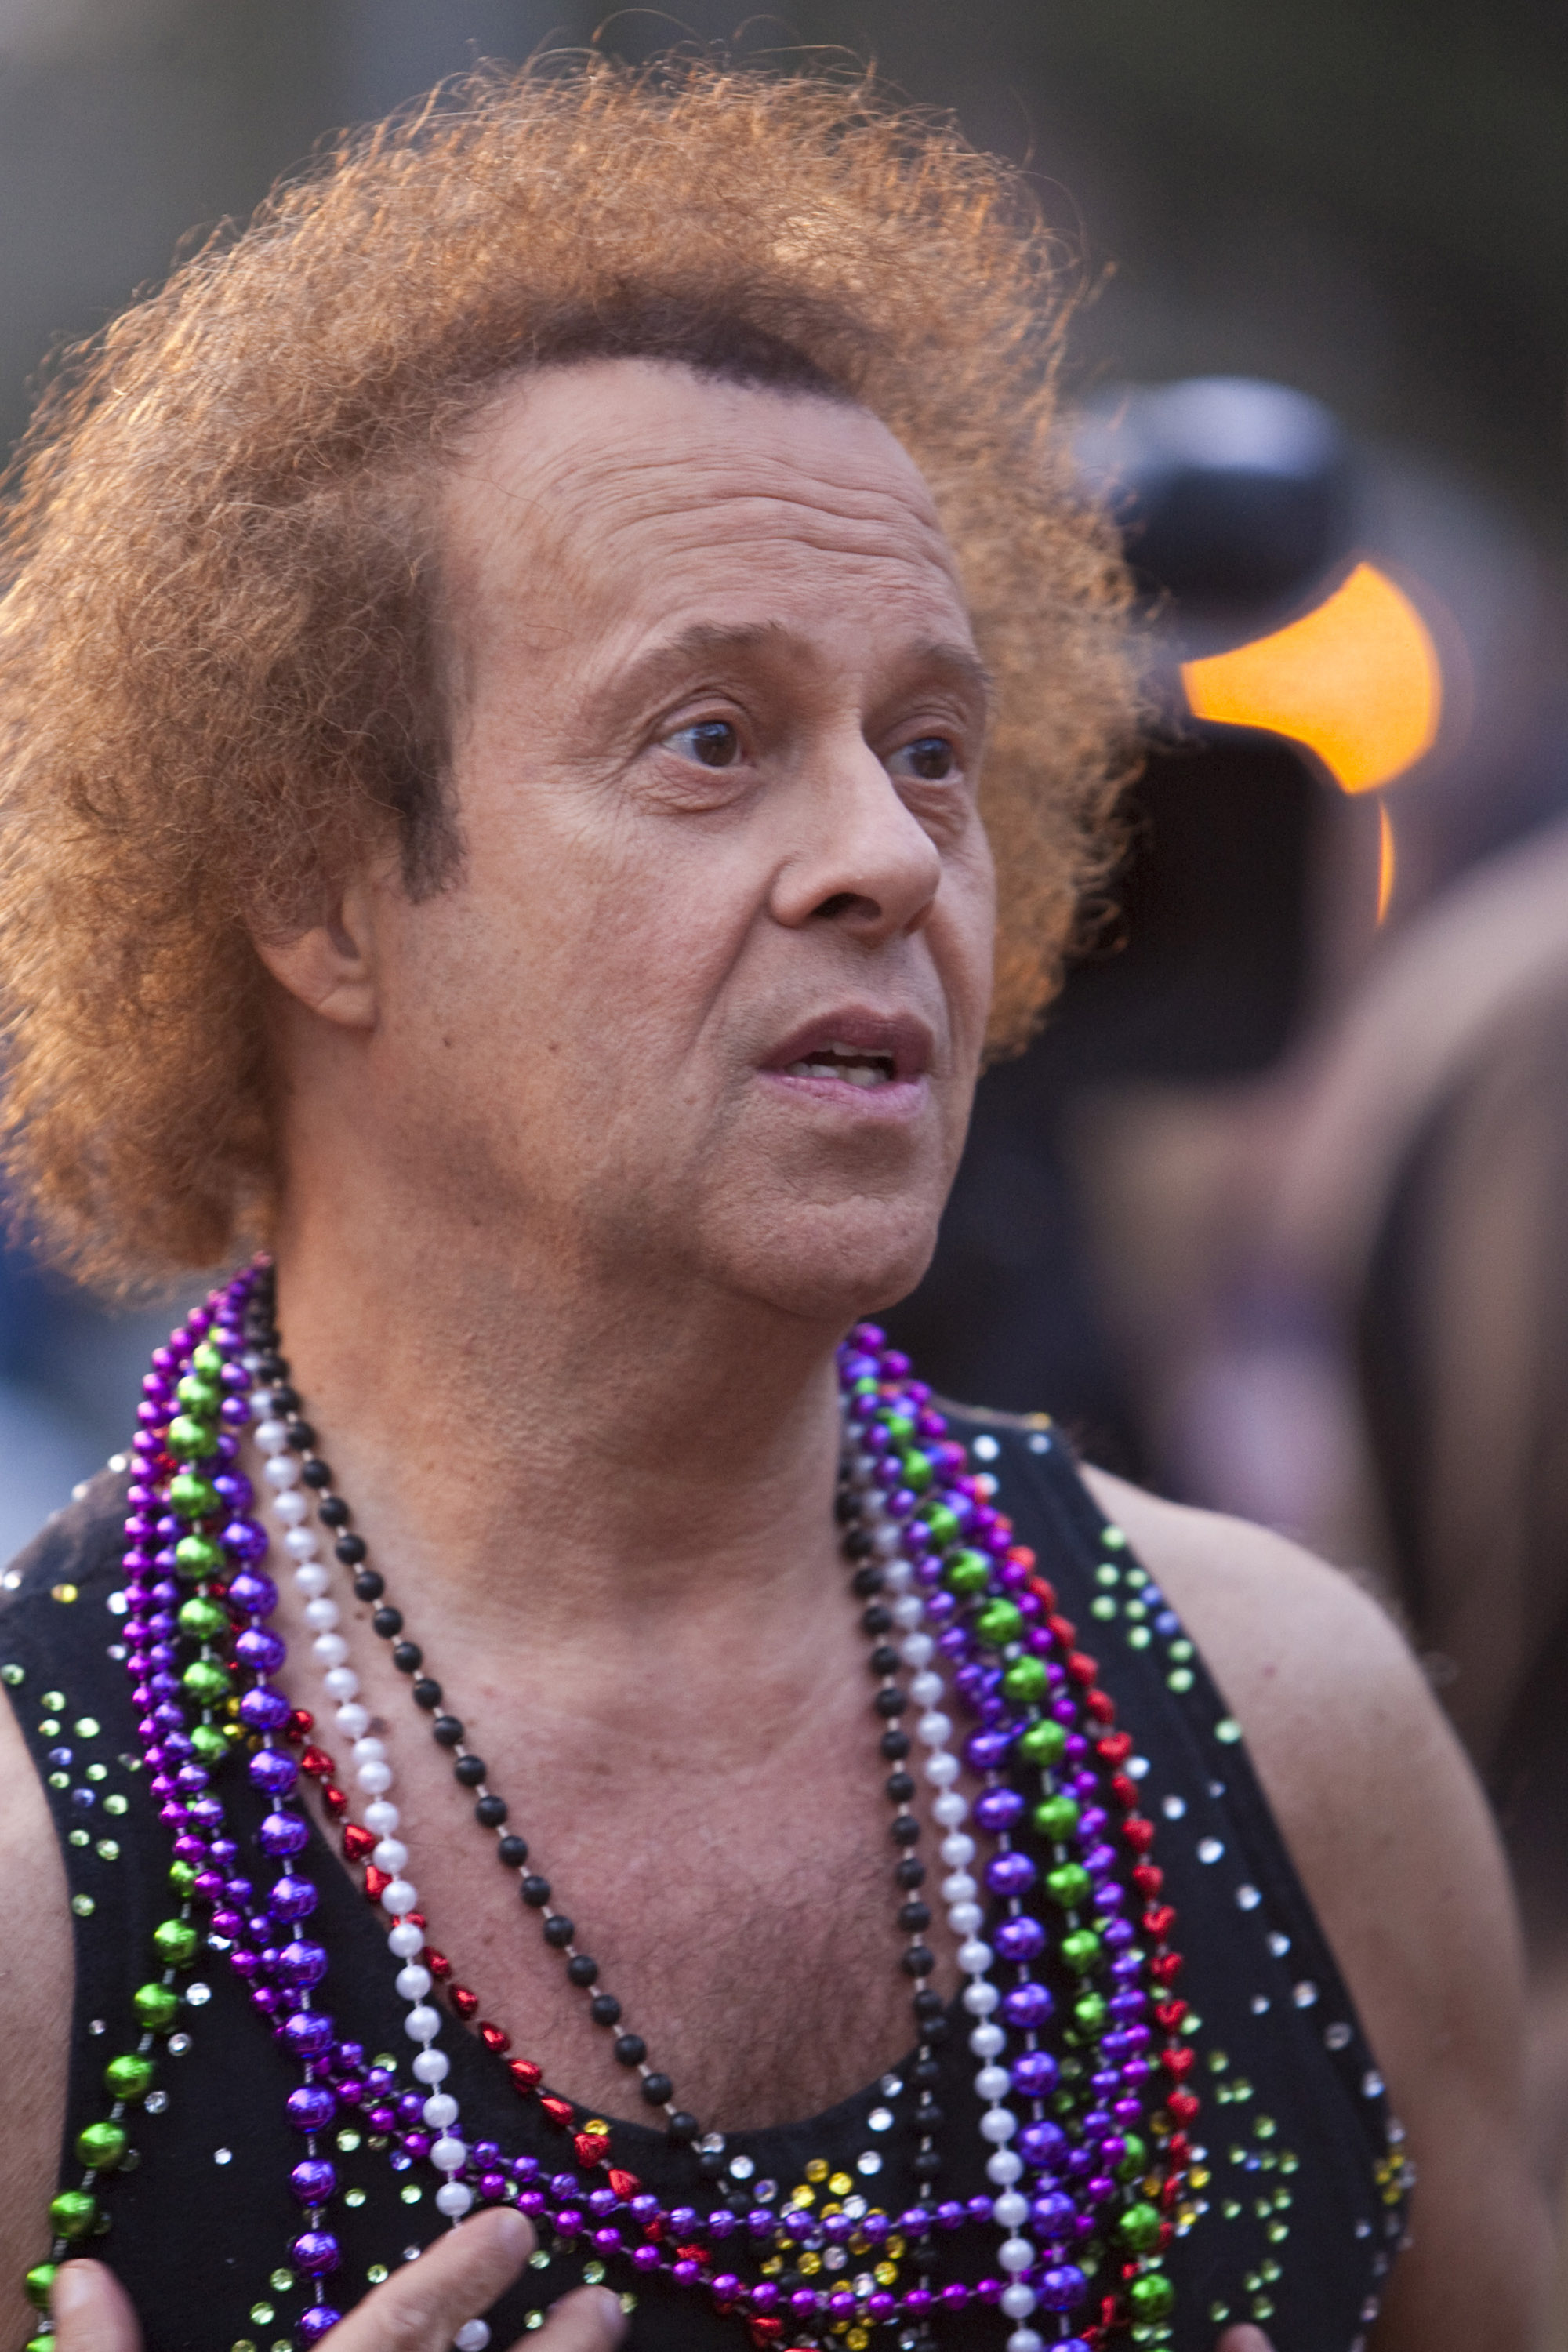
894;735;957;782
668;720;741;768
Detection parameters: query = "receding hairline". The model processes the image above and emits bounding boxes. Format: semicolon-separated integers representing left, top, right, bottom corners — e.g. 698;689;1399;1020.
427;349;947;721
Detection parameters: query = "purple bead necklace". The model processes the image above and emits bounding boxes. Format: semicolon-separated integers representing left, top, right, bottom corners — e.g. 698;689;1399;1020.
39;1261;1189;2352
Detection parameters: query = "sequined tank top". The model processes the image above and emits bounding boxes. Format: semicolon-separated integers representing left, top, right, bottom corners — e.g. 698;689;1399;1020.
2;1410;1409;2352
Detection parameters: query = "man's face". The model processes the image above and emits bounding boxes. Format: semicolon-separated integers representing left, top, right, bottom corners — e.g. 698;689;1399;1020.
354;358;996;1323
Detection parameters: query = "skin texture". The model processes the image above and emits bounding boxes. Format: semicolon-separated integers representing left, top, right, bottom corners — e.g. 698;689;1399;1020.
0;362;1547;2352
49;2220;623;2352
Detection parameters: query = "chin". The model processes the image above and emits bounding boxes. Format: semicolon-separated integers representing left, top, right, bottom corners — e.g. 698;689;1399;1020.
724;1197;941;1329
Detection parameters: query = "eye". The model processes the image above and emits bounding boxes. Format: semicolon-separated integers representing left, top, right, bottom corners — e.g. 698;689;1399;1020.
666;719;742;769
891;735;958;782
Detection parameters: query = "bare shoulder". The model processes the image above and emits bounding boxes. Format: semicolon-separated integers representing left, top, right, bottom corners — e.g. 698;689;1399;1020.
1080;1466;1419;1826
0;1680;74;2345
1083;1467;1552;2350
1079;1471;1448;2068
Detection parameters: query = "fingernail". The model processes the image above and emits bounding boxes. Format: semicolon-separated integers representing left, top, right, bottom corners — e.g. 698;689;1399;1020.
52;2264;96;2320
488;2205;532;2252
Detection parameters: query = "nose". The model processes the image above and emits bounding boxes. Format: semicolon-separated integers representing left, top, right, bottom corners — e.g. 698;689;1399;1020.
768;736;944;946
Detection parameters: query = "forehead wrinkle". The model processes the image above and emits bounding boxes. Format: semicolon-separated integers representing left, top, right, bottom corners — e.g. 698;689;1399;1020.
470;411;951;561
493;381;940;512
465;506;969;700
557;437;938;517
602;505;957;589
445;358;956;601
445;388;971;701
564;462;948;576
581;476;968;645
449;481;962;695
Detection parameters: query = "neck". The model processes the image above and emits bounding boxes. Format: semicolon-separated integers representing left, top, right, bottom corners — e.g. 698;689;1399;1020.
267;1187;854;1663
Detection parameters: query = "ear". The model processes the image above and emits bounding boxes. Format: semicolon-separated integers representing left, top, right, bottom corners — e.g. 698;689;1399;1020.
253;878;379;1030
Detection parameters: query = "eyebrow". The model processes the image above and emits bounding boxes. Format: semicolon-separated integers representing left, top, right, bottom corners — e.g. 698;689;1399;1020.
597;620;995;726
905;637;996;712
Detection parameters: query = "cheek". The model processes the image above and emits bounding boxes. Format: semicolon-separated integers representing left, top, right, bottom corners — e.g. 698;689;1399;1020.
546;866;741;1065
941;839;998;1058
398;826;748;1127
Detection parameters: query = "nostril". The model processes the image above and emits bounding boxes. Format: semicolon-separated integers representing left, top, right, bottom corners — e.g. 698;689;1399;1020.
811;891;873;921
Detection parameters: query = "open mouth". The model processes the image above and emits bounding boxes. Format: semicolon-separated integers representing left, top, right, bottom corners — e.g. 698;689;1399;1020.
783;1041;899;1090
764;1009;931;1097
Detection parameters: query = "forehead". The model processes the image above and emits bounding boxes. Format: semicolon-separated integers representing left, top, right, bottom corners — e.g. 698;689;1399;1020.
441;358;971;666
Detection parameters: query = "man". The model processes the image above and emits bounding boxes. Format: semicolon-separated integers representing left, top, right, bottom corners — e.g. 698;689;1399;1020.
0;58;1545;2352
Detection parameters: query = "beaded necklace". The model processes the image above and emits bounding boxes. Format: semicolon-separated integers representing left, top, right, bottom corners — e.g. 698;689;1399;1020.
24;1261;1198;2352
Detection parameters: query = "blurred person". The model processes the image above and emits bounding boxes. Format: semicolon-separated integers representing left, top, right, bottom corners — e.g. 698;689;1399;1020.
889;383;1568;1491
0;57;1543;2352
887;378;1359;1469
1265;811;1568;2190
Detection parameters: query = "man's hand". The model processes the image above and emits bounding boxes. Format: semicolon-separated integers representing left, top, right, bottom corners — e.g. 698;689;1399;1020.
46;2220;1280;2352
48;2210;623;2352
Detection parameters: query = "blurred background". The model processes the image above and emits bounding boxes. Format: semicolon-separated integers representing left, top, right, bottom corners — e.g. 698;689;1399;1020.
5;0;1568;2274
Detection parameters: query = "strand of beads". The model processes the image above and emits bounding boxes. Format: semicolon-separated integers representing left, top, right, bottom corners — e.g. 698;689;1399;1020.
234;1294;501;2352
261;1300;1047;2347
70;1261;1186;2352
85;1271;881;2346
17;1341;234;2350
241;1276;710;2170
99;1273;353;2346
838;1327;1190;2347
20;1309;248;2347
840;1364;1044;2350
250;1306;949;2347
247;1296;1171;2347
245;1317;992;2343
837;1442;949;2350
196;1279;352;2346
246;1389;483;2241
262;1610;952;2347
940;1541;1188;2343
238;1690;954;2348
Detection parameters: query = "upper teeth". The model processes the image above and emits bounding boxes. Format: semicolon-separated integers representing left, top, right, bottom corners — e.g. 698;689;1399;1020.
786;1040;895;1087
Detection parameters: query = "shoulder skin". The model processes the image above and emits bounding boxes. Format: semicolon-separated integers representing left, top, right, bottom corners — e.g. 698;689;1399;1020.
1083;1468;1552;2352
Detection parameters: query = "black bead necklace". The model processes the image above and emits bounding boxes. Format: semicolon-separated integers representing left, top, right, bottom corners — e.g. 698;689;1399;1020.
241;1287;718;2149
245;1273;957;2252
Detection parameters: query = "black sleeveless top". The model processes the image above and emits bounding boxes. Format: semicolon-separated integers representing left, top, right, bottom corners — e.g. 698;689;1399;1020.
2;1410;1408;2352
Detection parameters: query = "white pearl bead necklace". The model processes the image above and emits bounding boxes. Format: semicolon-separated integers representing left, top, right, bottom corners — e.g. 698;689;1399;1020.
250;1389;492;2348
845;1448;1040;2340
254;1379;1042;2347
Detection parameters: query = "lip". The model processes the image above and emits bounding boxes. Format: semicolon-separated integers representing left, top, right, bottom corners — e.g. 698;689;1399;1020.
757;1007;936;1114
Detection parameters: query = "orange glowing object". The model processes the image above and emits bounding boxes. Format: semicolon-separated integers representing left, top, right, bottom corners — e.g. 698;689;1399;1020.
1377;801;1397;924
1180;561;1441;793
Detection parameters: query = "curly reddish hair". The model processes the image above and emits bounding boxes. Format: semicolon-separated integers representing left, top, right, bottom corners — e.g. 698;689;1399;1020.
0;55;1137;1292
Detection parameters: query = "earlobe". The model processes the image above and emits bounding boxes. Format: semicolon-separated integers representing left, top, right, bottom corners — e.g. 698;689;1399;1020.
253;882;379;1031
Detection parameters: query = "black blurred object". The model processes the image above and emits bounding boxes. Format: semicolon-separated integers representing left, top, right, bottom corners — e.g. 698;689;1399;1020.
885;379;1353;1468
1075;375;1356;629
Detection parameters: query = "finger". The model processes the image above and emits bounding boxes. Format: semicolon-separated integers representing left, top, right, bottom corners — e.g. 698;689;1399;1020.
525;2286;626;2351
50;2261;143;2352
319;2209;535;2352
1216;2330;1276;2352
